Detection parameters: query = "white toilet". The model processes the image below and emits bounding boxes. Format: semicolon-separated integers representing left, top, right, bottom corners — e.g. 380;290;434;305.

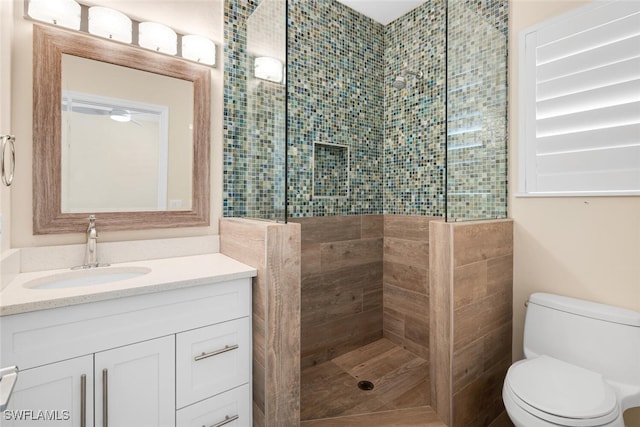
503;292;640;427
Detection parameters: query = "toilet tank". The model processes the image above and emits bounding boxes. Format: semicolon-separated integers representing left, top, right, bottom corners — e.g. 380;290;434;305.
524;293;640;387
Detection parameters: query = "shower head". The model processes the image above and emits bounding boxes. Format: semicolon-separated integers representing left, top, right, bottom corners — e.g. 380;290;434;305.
392;69;423;90
392;75;407;90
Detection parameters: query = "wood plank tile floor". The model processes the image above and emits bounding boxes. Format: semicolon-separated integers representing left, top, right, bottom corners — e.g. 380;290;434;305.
300;406;446;427
301;338;438;425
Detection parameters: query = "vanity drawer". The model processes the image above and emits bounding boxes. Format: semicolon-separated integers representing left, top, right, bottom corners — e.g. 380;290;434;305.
176;317;251;408
176;384;251;427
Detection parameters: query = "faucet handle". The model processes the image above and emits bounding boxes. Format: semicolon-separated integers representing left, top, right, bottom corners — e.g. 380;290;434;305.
87;215;97;235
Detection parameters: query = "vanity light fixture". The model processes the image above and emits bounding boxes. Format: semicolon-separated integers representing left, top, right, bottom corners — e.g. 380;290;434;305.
254;56;284;83
88;6;132;44
138;22;177;55
182;35;216;66
109;109;131;123
26;0;217;68
27;0;81;30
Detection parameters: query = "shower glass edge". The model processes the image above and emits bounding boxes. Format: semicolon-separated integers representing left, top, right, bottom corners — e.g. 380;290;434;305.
444;0;509;222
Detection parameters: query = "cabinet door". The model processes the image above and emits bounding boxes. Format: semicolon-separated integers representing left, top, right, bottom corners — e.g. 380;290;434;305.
0;356;93;427
95;336;175;427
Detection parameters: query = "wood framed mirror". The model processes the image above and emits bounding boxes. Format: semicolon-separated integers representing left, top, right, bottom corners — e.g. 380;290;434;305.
33;24;211;234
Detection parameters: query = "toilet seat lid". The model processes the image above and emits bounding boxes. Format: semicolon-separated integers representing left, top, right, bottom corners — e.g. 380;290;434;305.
506;356;618;421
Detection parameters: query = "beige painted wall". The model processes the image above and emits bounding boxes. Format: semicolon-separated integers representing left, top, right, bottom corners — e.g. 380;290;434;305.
0;0;13;253
9;0;224;248
509;1;640;424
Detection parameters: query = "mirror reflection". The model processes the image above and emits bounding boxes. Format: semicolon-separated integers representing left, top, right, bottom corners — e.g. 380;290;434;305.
60;54;194;213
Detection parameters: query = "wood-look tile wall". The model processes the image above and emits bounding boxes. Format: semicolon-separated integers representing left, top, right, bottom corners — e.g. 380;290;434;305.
429;220;513;427
293;215;443;369
221;215;511;427
383;216;440;360
220;218;301;427
429;221;453;425
290;216;384;368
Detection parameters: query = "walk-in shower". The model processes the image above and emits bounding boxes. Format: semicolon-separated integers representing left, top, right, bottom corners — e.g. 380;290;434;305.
223;0;509;424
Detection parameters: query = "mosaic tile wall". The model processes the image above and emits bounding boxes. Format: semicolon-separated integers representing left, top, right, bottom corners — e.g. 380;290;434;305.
383;1;447;216
246;0;287;219
224;0;508;221
286;0;506;219
287;0;385;217
246;80;286;218
224;0;286;220
446;0;508;220
224;0;255;218
463;0;509;35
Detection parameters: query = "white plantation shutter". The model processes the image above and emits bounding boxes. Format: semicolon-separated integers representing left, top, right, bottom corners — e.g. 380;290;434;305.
519;0;640;196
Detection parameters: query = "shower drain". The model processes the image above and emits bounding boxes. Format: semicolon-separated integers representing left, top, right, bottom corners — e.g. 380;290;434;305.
357;380;375;391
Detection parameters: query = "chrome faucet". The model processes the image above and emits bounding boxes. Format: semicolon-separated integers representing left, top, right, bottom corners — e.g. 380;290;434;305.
72;215;109;269
84;215;98;267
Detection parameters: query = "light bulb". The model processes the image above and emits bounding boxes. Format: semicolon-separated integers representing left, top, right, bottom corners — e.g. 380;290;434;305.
88;7;132;44
255;57;283;83
138;22;177;55
182;35;216;66
28;0;81;30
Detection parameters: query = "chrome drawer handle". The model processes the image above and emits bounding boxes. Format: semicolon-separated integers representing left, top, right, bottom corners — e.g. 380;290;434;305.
194;344;239;361
80;374;86;427
204;414;239;427
103;369;108;427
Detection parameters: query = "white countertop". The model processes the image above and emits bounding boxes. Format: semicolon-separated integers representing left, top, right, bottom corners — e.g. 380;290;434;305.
0;253;257;317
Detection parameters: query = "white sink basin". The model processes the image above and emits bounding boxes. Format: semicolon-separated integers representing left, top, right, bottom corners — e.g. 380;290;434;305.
24;267;151;290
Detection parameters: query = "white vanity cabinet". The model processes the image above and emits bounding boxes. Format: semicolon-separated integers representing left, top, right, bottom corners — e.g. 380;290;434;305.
0;277;252;427
2;356;93;427
2;339;174;427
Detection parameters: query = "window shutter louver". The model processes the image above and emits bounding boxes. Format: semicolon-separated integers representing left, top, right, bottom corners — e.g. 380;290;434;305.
519;0;640;196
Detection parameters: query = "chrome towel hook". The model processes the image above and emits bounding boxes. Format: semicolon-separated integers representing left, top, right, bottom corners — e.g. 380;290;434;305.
1;134;15;187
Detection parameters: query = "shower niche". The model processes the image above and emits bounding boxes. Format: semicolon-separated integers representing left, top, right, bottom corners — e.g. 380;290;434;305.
312;142;350;199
